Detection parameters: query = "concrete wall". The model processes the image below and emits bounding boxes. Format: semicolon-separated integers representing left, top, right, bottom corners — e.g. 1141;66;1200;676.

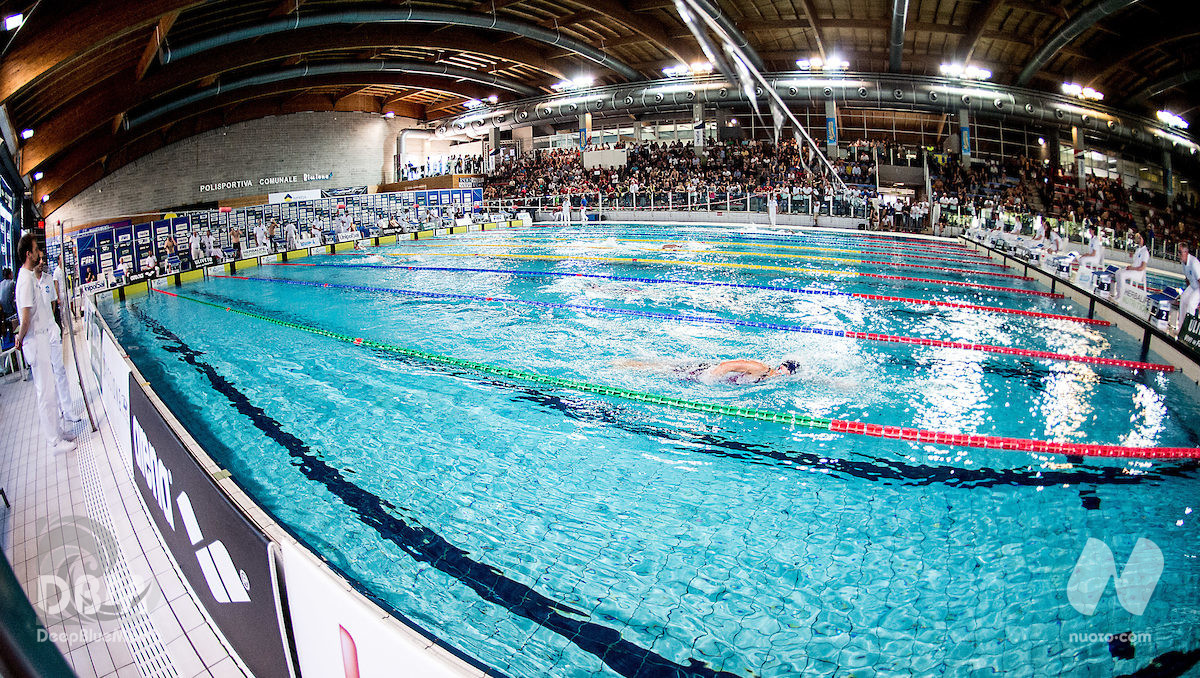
51;111;459;225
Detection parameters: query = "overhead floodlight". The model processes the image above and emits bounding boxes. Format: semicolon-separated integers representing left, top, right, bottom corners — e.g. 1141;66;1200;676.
690;62;713;74
940;63;991;80
383;111;395;118
463;99;485;109
4;14;22;31
485;94;499;104
1037;137;1045;146
1062;82;1103;101
33;171;43;181
552;75;595;92
1157;110;1189;129
797;56;847;71
41;194;49;203
663;64;691;77
728;118;738;126
19;128;33;139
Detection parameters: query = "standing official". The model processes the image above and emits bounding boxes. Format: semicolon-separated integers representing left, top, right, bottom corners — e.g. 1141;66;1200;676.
14;234;77;453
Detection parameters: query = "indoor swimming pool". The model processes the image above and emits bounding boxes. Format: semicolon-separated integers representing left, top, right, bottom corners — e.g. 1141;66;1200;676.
101;224;1200;677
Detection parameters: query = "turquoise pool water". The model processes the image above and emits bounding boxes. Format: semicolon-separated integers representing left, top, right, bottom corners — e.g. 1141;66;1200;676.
103;224;1200;677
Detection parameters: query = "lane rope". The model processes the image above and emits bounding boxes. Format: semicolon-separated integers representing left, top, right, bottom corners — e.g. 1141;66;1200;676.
517;224;979;253
360;251;1064;298
450;232;999;265
266;262;1108;326
399;241;1031;281
152;288;1199;459
215;274;1165;371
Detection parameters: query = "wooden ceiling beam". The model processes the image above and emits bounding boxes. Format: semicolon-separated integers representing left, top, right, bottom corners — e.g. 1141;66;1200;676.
472;0;527;12
135;10;180;81
426;97;472;115
0;0;202;103
18;25;561;175
268;0;301;17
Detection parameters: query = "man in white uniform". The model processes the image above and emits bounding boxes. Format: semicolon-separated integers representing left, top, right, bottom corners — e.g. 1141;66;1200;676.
188;230;202;262
14;234;76;453
37;257;80;428
1114;231;1150;299
1078;226;1105;270
1180;243;1200;327
560;198;571;225
254;220;269;250
284;221;299;249
767;193;778;228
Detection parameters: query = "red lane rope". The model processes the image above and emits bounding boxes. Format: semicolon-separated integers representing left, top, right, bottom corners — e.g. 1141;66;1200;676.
836;331;1169;372
852;294;1109;325
828;419;1200;459
854;272;1061;298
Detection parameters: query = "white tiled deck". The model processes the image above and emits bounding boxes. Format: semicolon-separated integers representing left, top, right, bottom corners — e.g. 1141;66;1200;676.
0;330;251;678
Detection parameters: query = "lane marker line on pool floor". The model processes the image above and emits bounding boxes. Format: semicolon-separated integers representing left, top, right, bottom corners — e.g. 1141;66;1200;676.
214;274;1163;371
345;251;1064;298
153;287;1199;460
265;262;1107;326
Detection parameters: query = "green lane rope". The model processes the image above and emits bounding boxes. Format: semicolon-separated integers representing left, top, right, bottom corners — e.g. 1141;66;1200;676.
155;289;834;431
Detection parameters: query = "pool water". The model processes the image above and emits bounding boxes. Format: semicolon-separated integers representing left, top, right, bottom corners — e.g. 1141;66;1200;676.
102;224;1200;677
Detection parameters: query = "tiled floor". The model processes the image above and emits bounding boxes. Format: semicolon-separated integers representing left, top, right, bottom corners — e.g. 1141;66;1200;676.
0;331;251;678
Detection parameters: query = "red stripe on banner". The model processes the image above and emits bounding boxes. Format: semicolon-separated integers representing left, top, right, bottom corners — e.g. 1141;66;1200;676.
827;418;1200;459
851;293;1107;325
840;330;1171;371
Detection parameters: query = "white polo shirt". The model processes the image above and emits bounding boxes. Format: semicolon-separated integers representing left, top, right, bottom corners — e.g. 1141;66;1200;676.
1184;254;1200;289
16;266;54;336
1130;245;1149;270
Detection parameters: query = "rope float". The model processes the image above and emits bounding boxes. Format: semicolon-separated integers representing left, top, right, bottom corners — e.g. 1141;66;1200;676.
266;262;1108;326
366;251;1065;298
451;233;1000;266
151;288;1200;459
401;241;1031;281
214;274;1166;371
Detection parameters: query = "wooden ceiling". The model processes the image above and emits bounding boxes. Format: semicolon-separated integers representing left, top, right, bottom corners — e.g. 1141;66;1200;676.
0;0;1192;215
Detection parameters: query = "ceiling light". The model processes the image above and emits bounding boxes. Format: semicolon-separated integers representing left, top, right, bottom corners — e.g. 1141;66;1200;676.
4;14;22;31
690;62;713;74
728;118;738;125
486;95;499;104
552;76;595;92
383;111;395;118
1062;82;1103;101
940;63;991;80
1037;137;1045;146
1157;110;1189;129
797;56;848;71
463;99;484;109
663;64;691;77
41;194;49;203
33;171;42;181
19;128;33;139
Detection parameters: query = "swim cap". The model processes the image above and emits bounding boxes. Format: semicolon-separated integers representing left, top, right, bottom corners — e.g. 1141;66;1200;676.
779;360;800;374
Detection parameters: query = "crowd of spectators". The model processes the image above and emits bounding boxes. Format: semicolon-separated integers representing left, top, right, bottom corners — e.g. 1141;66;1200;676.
483;139;878;205
482;138;1200;249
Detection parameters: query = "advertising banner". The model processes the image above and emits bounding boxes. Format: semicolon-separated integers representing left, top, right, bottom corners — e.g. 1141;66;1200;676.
269;189;321;204
95;230;116;276
322;186;368;198
128;373;291;678
99;332;130;456
153;220;172;251
280;543;462;678
1180;314;1200;354
133;222;154;269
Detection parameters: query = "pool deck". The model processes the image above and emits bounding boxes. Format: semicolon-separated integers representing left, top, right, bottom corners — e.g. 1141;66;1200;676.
0;332;248;678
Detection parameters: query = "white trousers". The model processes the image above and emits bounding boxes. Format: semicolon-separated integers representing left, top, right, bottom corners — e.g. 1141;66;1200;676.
1078;253;1104;269
1114;269;1146;298
767;204;777;228
1182;285;1200;324
21;332;66;445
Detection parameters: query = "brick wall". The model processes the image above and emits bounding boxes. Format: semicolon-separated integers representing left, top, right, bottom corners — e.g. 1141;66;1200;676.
50;111;458;225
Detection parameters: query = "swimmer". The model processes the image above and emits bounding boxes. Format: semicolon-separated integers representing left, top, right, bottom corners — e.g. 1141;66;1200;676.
660;242;684;251
618;358;798;385
363;255;386;264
